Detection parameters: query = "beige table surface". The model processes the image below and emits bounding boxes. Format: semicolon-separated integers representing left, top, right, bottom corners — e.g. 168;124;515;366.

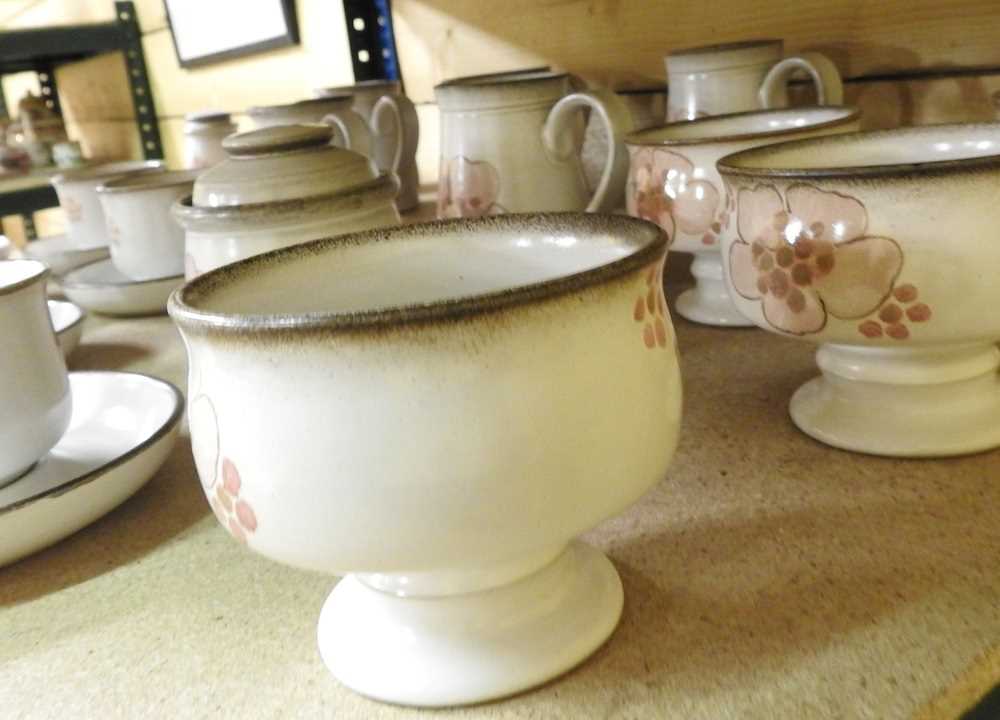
3;280;999;719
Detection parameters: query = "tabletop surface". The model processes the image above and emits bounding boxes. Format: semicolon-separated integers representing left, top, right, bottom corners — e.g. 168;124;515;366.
2;275;999;719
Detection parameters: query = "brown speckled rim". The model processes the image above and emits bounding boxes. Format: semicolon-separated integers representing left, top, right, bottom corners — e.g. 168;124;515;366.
0;259;48;297
51;160;164;186
169;213;668;336
0;371;183;516
61;258;182;289
668;39;782;57
717;123;1000;179
626;106;860;148
435;70;566;90
97;169;199;194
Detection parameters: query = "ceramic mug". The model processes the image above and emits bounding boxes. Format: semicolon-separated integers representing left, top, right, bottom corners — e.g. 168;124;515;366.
183;111;238;170
97;169;198;280
665;39;844;122
247;97;372;159
434;71;633;217
625;106;861;326
0;260;72;487
316;81;420;211
51;161;165;250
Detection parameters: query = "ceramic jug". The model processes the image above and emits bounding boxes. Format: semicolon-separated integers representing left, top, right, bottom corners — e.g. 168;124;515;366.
665;39;843;121
434;71;632;217
247;97;373;159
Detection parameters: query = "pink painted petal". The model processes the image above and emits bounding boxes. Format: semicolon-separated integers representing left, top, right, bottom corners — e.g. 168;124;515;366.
762;288;827;335
652;148;695;180
728;242;761;299
815;236;902;319
672;179;720;235
786;183;868;244
450;156;500;217
737;185;785;249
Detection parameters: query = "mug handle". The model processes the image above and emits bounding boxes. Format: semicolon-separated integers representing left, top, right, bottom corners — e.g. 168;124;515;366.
321;109;373;159
758;52;844;108
542;88;632;213
371;94;419;176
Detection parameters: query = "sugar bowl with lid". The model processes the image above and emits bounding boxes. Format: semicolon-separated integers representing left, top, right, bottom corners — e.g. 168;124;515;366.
172;124;400;279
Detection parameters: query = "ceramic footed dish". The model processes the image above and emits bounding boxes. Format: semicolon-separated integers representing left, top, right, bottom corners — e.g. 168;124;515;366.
61;258;182;317
22;234;110;277
717;123;1000;457
169;213;682;707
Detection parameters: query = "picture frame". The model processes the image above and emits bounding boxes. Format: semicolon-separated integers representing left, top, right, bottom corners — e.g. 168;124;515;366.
163;0;299;69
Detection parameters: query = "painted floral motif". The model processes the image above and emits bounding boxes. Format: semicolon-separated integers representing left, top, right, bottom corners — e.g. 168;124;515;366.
62;196;82;222
633;259;671;350
728;183;930;339
626;147;723;246
437;156;507;218
208;457;258;544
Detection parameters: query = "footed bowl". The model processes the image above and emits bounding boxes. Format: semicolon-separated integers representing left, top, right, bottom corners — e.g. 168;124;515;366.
717;123;1000;457
168;213;682;706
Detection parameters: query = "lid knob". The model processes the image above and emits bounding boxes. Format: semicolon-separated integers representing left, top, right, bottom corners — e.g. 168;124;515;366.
222;124;334;158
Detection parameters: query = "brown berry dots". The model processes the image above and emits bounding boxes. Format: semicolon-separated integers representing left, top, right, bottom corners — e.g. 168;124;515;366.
858;320;883;338
906;303;932;322
893;284;918;303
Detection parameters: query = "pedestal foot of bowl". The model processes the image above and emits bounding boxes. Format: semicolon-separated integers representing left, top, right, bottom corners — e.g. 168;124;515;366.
675;254;754;327
789;342;1000;457
317;540;624;707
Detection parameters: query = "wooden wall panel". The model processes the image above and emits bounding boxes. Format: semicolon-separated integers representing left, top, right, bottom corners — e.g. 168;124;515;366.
0;0;164;32
393;0;1000;104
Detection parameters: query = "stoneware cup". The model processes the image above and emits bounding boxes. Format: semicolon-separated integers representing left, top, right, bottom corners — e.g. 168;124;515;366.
169;213;682;707
665;39;844;122
97;169;198;280
0;260;72;487
434;71;634;217
182;111;238;169
51;160;165;250
247;96;373;158
626;106;860;326
316;81;421;212
716;123;1000;457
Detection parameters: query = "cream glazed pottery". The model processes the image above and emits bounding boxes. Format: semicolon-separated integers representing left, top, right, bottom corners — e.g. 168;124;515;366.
61;259;182;317
97;169;198;280
247;96;372;158
717;123;1000;457
183;111;238;169
665;39;844;122
49;299;85;359
626;106;860;326
21;234;109;276
173;124;400;279
51;161;165;249
434;71;633;217
316;81;421;211
169;214;682;706
0;371;182;567
0;261;72;487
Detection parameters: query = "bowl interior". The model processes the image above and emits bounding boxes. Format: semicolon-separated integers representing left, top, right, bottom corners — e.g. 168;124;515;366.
180;216;661;319
627;106;857;146
0;259;45;291
720;123;1000;172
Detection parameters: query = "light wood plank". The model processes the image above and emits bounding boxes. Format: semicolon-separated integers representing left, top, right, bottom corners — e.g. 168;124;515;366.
54;52;135;123
393;0;1000;104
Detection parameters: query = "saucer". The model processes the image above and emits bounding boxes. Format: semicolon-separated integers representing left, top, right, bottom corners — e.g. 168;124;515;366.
60;259;183;317
0;371;183;567
22;234;109;276
49;299;86;359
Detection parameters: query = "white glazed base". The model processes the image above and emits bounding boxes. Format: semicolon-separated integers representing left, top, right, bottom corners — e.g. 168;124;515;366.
317;541;623;707
790;342;1000;457
675;254;754;327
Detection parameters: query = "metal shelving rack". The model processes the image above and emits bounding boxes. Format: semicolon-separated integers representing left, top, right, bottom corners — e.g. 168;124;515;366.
0;0;161;231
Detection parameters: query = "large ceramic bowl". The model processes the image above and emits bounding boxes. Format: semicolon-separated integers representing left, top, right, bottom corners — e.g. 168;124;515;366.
625;106;860;326
716;123;1000;457
169;213;682;707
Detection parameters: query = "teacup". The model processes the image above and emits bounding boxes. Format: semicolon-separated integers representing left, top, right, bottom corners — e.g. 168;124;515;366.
0;260;71;486
182;111;238;170
97;169;198;280
717;123;1000;457
666;39;843;122
316;81;420;211
169;213;681;707
51;161;164;250
246;96;372;158
434;71;633;217
626;106;860;326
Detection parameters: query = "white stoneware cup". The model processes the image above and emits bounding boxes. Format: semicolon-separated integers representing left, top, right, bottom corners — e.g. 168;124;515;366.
717;123;1000;457
51;161;165;250
169;213;682;707
434;71;634;217
625;106;860;326
665;39;844;122
182;111;238;170
0;260;71;487
316;81;421;212
97;169;198;280
247;96;373;159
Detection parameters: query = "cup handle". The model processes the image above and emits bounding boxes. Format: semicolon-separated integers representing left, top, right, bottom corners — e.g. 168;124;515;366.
321;109;373;159
542;88;632;213
371;94;419;175
758;52;844;108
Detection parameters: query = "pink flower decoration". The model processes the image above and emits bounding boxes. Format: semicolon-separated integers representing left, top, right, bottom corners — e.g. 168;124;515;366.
729;183;903;335
437;156;507;218
626;147;720;245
